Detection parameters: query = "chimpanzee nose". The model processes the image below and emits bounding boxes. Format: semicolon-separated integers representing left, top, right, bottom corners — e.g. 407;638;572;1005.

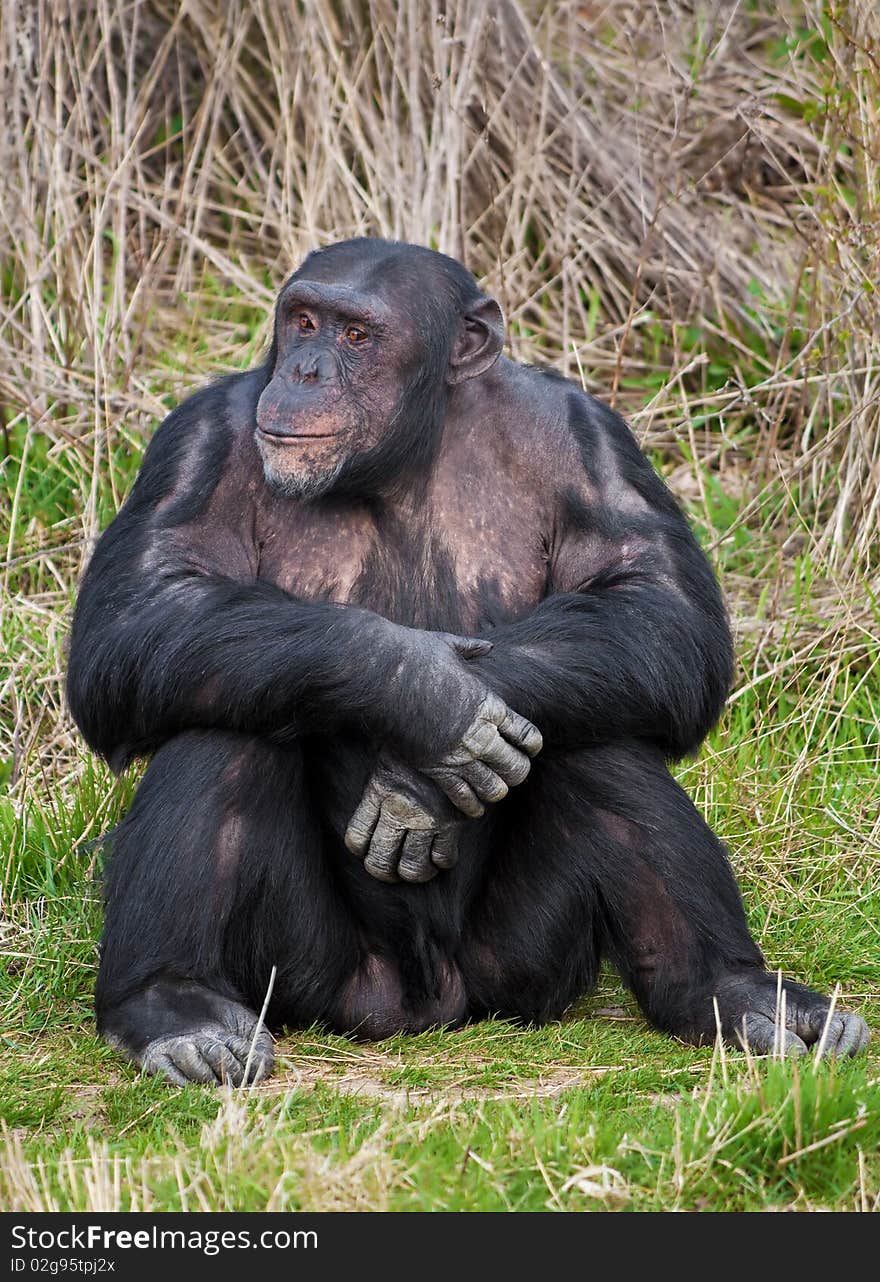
289;350;334;385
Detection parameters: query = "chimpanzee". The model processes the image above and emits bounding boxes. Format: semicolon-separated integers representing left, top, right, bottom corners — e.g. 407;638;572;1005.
67;238;868;1085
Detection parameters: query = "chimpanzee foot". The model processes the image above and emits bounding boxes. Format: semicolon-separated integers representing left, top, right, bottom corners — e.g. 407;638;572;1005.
713;970;869;1059
140;1025;274;1087
99;978;275;1086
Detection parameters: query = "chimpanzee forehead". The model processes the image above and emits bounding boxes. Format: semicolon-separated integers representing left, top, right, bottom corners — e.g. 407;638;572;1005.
290;238;480;313
279;279;394;329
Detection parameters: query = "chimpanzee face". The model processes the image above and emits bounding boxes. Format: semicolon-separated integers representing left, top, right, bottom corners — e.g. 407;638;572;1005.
254;242;505;502
255;277;428;501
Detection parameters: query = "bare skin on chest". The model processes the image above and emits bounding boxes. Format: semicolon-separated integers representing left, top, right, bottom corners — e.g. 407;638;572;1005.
253;423;551;631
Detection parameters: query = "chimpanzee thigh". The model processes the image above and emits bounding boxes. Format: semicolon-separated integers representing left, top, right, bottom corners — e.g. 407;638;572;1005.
461;741;764;1038
95;730;360;1078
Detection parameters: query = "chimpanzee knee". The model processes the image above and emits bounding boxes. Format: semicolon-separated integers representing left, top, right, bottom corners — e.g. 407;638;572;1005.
96;730;359;1054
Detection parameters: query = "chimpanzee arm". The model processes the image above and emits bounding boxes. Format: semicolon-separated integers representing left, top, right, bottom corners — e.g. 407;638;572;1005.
470;395;733;759
67;376;539;786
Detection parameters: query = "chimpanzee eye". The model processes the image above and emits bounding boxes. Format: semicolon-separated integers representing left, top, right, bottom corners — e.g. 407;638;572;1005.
344;325;368;345
297;313;315;333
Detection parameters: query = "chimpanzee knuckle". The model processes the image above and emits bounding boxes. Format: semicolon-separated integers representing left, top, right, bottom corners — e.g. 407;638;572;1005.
168;1040;222;1084
474;693;506;726
734;1012;807;1058
427;769;485;818
344;824;368;857
457;793;486;819
819;1011;845;1044
364;858;400;884
345;782;385;855
781;1030;809;1058
440;775;486;818
471;779;504;805
462;761;508;802
369;813;404;848
461;718;496;757
500;749;532;787
401;809;441;834
826;1033;849;1059
202;1038;245;1086
814;1011;868;1058
500;709;544;756
487;776;509;801
383;792;420;822
345;806;380;855
396;830;432;880
399;858;437;883
438;742;473;769
480;731;531;786
235;1035;274;1084
150;1055;190;1088
431;833;460;870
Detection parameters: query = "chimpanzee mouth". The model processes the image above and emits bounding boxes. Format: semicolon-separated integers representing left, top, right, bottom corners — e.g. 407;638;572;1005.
256;426;338;441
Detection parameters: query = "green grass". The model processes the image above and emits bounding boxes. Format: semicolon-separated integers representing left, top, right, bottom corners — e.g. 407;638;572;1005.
1;998;878;1210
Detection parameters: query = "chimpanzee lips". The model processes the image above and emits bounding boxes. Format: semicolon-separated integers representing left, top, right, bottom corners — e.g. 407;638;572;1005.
256;383;341;439
257;426;338;440
256;398;341;440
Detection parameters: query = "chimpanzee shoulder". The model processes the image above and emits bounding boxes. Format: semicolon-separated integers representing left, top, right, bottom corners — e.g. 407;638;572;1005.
506;360;682;519
124;369;265;531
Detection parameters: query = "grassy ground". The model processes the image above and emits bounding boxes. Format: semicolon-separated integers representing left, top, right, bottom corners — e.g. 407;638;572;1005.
2;1;879;1211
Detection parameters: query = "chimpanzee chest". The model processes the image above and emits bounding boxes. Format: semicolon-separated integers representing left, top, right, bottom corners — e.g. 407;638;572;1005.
256;495;550;632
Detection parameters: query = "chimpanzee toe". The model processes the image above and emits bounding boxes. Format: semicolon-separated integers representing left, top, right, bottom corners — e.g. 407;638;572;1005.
141;1027;274;1086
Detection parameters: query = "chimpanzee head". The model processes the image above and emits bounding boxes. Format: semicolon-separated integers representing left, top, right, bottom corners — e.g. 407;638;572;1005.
255;239;504;500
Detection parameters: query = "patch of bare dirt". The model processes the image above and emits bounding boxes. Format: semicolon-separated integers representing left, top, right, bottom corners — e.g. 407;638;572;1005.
251;1057;613;1106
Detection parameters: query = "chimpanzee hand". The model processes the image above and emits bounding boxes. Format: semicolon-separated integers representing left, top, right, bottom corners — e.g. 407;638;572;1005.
344;753;465;883
379;626;543;814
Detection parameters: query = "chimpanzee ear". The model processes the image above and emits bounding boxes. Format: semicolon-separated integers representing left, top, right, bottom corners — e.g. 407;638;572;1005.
447;297;505;385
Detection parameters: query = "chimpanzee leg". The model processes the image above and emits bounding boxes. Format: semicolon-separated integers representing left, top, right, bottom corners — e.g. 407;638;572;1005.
581;743;868;1055
96;730;360;1085
459;761;604;1024
463;743;868;1057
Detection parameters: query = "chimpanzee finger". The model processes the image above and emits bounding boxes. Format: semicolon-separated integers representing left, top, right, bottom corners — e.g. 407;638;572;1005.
201;1038;247;1086
165;1039;225;1084
226;1033;274;1085
363;811;405;883
398;831;437;883
735;1013;807;1058
344;782;384;857
431;829;460;870
498;706;543;757
460;759;508;803
147;1054;191;1087
810;1009;870;1059
430;769;486;818
476;728;532;787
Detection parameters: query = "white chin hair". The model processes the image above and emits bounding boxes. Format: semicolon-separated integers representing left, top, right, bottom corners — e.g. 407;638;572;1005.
261;455;344;502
